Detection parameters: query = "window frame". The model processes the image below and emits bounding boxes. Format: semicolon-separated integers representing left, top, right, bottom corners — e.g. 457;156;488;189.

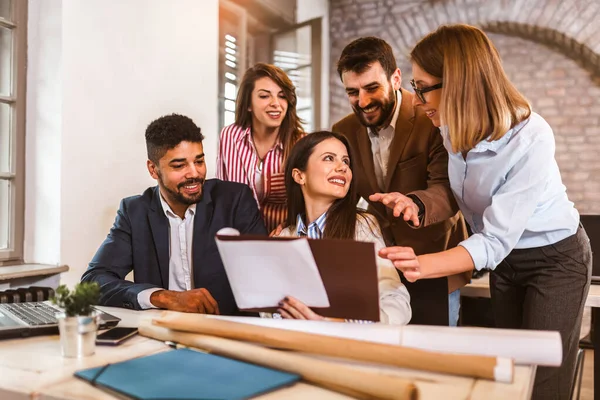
270;18;322;132
0;0;27;264
218;0;248;132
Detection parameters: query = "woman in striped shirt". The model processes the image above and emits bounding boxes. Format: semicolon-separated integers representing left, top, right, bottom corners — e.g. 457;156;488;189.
275;131;412;325
217;63;305;232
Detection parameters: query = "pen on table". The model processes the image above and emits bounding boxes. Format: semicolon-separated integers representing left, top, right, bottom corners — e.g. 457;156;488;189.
164;340;186;349
164;340;209;353
325;317;374;324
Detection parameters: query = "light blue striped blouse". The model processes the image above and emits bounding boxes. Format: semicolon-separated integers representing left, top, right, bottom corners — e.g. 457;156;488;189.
296;212;328;239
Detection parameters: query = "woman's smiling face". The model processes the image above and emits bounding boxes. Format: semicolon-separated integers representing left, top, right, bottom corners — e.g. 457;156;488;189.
411;62;443;127
293;137;353;203
249;77;288;130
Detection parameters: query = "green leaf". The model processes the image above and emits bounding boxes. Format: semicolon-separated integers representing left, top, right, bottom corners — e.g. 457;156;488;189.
50;282;100;317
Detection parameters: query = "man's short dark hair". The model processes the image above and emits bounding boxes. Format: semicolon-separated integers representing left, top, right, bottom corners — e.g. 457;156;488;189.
336;36;398;80
145;114;205;163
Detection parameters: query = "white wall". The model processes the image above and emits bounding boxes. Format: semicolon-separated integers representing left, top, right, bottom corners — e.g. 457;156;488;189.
25;0;220;287
297;0;330;130
25;0;62;265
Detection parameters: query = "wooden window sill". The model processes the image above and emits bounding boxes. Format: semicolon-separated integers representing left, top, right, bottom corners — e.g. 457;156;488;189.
0;264;69;281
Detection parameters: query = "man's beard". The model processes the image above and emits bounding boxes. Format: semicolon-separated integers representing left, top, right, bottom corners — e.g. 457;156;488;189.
159;175;205;206
353;86;396;129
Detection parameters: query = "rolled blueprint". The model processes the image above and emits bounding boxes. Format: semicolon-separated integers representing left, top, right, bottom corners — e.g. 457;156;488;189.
152;311;514;383
207;315;562;367
139;321;418;400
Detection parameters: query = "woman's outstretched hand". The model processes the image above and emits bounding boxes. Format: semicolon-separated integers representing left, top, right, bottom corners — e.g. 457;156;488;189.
379;246;422;282
269;224;283;237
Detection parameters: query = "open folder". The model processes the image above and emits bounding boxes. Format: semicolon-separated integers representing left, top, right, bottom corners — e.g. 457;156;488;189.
216;232;380;321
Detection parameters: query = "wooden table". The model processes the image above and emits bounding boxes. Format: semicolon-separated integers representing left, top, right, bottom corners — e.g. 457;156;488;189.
462;274;600;399
0;307;537;400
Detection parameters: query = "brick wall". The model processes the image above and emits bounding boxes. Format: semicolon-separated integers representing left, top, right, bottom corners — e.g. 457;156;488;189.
329;0;600;214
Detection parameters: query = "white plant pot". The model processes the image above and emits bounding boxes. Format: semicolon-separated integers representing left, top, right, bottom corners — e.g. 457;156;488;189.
56;312;99;358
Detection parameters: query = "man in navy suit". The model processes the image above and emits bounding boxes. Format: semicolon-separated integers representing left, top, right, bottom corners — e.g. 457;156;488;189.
82;114;267;315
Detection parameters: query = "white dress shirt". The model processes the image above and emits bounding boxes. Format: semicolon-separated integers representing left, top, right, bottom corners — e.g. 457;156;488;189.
137;196;197;309
441;112;579;271
368;90;402;191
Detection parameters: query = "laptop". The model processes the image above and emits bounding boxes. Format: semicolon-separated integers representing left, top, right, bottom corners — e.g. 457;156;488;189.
0;301;121;339
580;215;600;283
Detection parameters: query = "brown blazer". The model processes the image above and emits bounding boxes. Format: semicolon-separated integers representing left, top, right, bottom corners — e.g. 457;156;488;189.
332;89;470;325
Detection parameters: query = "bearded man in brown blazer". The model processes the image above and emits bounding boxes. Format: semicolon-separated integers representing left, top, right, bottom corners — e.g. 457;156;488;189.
332;37;470;326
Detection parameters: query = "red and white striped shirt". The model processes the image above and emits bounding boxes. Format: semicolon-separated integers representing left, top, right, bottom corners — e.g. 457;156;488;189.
216;124;287;232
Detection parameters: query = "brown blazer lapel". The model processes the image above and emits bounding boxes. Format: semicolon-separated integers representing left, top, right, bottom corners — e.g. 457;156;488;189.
383;89;415;191
354;124;380;195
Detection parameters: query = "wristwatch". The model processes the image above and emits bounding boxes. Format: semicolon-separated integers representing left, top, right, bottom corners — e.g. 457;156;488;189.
407;194;425;225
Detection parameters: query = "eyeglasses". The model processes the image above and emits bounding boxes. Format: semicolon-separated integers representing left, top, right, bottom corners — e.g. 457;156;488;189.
410;79;443;104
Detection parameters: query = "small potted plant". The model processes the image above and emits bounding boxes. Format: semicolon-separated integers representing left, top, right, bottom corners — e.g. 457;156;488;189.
51;282;101;358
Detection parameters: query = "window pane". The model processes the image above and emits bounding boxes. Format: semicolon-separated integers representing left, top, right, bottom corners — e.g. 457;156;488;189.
224;111;235;127
224;82;236;100
0;26;12;97
289;67;312;132
298;108;313;132
0;0;12;22
272;24;315;131
0;179;9;250
0;102;10;172
289;67;311;96
224;99;235;112
272;25;312;69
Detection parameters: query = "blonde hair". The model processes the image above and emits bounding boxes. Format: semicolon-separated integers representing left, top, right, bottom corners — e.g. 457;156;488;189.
410;24;531;153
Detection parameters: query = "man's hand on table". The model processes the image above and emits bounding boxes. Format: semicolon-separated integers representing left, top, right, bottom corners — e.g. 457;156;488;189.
150;288;220;314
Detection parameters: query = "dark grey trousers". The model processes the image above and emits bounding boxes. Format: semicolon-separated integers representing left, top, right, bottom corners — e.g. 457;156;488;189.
490;227;592;400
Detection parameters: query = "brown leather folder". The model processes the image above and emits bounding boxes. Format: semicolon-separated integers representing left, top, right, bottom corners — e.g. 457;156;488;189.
216;235;380;322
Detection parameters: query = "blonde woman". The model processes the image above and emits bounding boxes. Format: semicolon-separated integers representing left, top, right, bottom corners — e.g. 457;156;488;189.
376;24;591;399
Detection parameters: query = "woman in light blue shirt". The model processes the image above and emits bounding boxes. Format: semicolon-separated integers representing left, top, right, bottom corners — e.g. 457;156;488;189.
376;24;591;399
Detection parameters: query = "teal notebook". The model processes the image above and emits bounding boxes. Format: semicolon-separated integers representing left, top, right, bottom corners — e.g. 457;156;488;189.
74;348;301;400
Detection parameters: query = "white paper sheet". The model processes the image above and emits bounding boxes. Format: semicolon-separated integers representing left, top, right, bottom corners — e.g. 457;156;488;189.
400;325;562;366
215;232;330;309
208;315;562;366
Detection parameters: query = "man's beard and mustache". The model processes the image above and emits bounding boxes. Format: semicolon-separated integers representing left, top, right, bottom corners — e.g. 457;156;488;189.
159;175;205;205
352;86;396;129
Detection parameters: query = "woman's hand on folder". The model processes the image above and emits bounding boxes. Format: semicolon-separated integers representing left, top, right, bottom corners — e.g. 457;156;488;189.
150;288;220;314
269;224;283;237
277;296;343;322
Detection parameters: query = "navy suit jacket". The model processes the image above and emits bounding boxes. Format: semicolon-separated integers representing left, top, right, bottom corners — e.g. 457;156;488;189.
81;179;267;314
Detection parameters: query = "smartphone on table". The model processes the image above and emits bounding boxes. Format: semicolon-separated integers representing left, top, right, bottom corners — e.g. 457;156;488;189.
96;327;138;345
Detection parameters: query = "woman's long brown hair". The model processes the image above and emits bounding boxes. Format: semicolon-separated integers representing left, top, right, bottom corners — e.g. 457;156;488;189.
285;131;369;240
235;63;305;164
